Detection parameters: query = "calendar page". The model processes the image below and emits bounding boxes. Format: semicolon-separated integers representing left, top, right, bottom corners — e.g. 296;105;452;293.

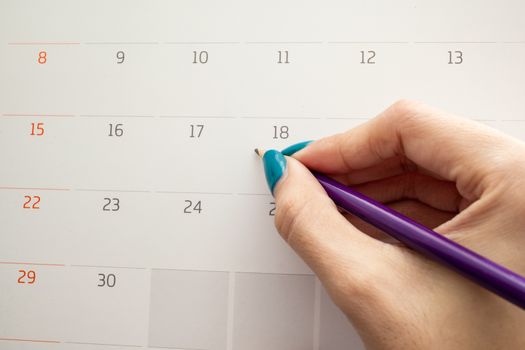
1;1;524;349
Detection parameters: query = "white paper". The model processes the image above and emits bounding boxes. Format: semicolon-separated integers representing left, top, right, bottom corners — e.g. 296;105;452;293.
1;1;524;349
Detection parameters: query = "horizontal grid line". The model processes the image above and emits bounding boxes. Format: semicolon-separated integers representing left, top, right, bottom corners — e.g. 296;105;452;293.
158;115;237;119
152;267;313;276
0;262;313;276
71;264;147;270
235;192;270;196
0;187;282;197
79;114;155;118
64;341;143;348
149;346;206;350
240;116;322;120
155;191;233;195
325;116;369;120
414;41;498;44
74;189;151;193
8;42;79;46
164;41;241;45
0;261;65;267
2;113;75;118
327;41;410;44
0;186;70;191
245;41;323;44
84;41;158;45
0;337;60;343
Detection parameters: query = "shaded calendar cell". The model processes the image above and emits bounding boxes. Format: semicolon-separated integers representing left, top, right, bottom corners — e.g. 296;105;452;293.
0;264;68;341
0;342;59;350
233;273;315;350
148;269;229;350
63;266;150;346
319;286;365;350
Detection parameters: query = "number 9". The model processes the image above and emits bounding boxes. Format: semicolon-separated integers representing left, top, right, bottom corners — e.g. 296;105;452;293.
116;51;125;64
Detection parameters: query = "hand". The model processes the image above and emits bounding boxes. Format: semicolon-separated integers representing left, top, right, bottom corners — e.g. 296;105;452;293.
264;100;525;349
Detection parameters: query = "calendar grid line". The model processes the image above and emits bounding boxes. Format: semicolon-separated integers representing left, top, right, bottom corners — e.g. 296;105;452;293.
414;41;498;44
241;116;322;120
165;41;241;45
84;41;159;45
0;261;65;267
8;42;80;46
226;271;236;350
70;264;148;270
313;277;322;350
0;186;278;197
325;116;369;120
2;113;75;118
327;41;410;44
235;192;270;196
0;337;61;344
79;114;155;118
7;40;525;48
155;190;233;195
75;188;152;193
245;41;324;44
64;341;144;348
152;267;313;277
149;346;206;350
0;186;71;191
158;115;237;119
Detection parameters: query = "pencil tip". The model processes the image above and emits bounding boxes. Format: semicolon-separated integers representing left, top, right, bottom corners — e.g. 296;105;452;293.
254;148;259;155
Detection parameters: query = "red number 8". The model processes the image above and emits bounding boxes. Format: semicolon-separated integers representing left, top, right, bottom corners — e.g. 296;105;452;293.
38;51;47;64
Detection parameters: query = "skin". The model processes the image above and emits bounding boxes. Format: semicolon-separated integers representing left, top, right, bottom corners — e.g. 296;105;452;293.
272;100;525;349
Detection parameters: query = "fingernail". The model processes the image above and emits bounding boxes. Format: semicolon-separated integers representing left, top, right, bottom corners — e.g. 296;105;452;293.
262;150;287;194
281;140;313;156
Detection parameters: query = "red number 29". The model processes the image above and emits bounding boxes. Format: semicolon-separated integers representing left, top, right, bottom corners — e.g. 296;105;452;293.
18;270;36;284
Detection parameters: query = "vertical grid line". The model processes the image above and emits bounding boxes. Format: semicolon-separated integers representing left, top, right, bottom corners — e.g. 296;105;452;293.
145;268;153;348
313;277;321;350
226;271;236;350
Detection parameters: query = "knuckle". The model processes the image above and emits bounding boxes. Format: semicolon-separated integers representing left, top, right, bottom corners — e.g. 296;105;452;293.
390;99;420;118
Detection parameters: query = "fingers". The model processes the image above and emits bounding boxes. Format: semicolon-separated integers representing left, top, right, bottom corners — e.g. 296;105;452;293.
295;100;516;199
272;156;389;287
352;172;465;212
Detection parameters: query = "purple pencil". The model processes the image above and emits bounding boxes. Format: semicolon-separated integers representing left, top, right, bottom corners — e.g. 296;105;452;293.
312;171;525;310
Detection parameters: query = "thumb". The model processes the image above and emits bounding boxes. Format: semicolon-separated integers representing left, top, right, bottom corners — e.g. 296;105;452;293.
261;150;388;292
